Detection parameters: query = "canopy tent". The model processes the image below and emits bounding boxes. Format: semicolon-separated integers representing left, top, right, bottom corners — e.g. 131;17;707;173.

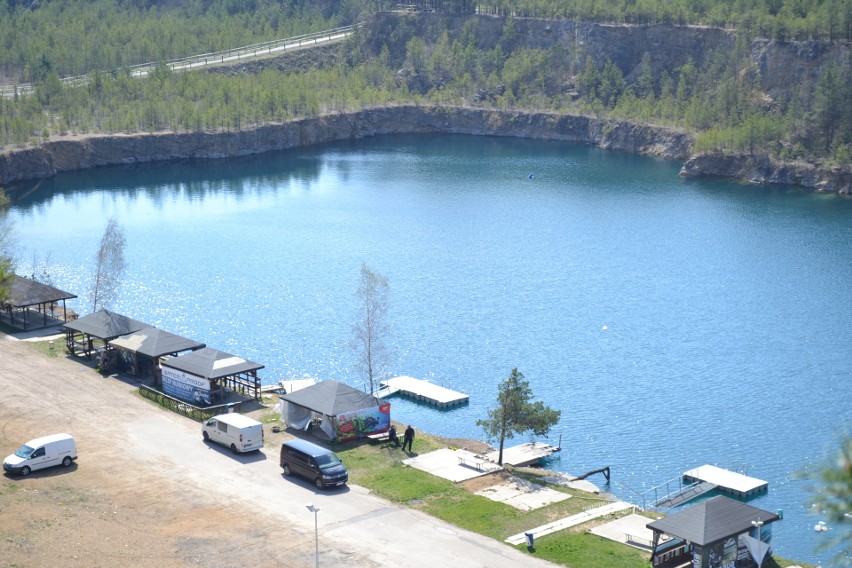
62;309;149;360
160;347;264;405
646;496;780;568
0;275;77;330
278;380;390;441
107;327;205;377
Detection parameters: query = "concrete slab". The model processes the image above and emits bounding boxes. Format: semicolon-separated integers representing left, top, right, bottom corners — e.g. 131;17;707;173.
589;513;658;549
403;448;501;483
505;500;634;545
475;477;571;511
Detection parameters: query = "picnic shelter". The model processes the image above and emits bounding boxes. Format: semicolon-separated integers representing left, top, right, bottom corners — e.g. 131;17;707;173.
0;275;77;330
62;309;149;360
107;327;205;378
646;495;780;568
159;347;263;405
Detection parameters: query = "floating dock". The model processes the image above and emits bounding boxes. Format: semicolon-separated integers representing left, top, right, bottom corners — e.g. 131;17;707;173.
482;442;561;467
682;465;768;499
379;375;469;408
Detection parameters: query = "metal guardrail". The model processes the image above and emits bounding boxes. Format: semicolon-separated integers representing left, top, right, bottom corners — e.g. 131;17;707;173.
0;25;357;98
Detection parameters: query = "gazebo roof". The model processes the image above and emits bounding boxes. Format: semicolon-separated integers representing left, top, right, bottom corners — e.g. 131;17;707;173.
646;495;780;546
160;347;263;380
6;275;76;308
108;327;205;358
281;380;386;416
62;309;149;340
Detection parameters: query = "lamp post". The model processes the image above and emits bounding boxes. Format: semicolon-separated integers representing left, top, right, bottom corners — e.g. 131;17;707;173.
751;517;764;568
306;503;320;568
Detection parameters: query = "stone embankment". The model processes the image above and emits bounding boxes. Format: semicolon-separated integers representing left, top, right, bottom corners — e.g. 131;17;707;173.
1;106;848;193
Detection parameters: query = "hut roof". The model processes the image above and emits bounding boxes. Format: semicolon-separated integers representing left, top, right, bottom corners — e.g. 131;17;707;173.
108;327;205;358
646;495;780;546
280;380;385;416
62;309;148;340
160;347;263;380
6;275;76;308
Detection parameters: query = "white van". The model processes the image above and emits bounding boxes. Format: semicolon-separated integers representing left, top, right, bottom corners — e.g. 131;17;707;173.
3;433;77;476
202;413;264;453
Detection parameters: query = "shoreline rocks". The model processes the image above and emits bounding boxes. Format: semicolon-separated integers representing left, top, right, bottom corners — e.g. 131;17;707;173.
1;106;847;194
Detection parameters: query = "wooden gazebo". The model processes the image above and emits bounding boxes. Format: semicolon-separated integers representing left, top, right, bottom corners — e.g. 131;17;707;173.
107;327;205;378
62;309;148;360
159;347;264;404
646;496;780;568
0;275;77;330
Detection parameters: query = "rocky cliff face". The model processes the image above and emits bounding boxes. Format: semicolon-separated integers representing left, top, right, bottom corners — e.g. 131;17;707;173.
1;17;849;193
0;106;692;185
371;13;737;84
681;153;851;193
2;106;848;193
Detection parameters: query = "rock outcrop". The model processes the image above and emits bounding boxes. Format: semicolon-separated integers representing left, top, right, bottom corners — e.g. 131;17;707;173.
681;153;851;194
0;106;692;185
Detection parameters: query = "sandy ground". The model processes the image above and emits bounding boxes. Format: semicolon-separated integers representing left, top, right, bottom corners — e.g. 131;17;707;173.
0;335;557;568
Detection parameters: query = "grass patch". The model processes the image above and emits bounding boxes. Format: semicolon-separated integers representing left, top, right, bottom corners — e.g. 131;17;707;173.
529;531;650;567
340;434;612;528
257;410;282;424
23;339;63;358
336;430;815;568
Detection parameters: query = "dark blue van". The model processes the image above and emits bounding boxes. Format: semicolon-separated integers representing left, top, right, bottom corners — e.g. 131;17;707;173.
280;439;348;489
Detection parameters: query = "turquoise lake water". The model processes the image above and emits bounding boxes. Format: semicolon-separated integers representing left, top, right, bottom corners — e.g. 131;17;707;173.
6;134;852;564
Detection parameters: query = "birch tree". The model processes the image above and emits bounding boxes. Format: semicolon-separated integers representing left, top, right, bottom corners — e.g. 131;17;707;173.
90;217;126;312
351;262;390;395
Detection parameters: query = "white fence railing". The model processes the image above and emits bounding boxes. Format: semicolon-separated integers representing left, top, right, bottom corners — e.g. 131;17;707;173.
0;25;358;98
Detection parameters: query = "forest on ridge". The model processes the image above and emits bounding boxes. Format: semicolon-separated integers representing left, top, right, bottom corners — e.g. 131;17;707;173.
0;0;849;165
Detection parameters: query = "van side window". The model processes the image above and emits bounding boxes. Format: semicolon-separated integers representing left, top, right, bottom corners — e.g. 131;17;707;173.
217;422;228;433
31;447;45;458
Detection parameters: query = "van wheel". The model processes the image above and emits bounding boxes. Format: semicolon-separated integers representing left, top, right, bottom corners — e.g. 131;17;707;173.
315;477;324;490
62;456;72;467
282;464;291;476
203;431;210;442
20;466;31;476
230;443;238;454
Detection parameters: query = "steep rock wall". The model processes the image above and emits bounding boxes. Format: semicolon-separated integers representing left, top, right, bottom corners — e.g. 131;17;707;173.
0;106;691;185
681;154;851;193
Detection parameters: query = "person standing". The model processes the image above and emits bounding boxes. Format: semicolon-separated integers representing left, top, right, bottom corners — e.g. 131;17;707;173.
403;425;415;452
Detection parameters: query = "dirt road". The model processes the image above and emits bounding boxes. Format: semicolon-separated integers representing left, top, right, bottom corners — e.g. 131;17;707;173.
0;336;556;568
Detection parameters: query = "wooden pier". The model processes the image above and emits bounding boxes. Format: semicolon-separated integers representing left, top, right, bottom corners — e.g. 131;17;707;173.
378;375;469;408
683;465;768;499
482;442;561;467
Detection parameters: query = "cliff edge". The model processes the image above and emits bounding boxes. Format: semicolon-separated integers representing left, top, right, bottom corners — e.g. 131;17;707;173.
1;106;848;193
